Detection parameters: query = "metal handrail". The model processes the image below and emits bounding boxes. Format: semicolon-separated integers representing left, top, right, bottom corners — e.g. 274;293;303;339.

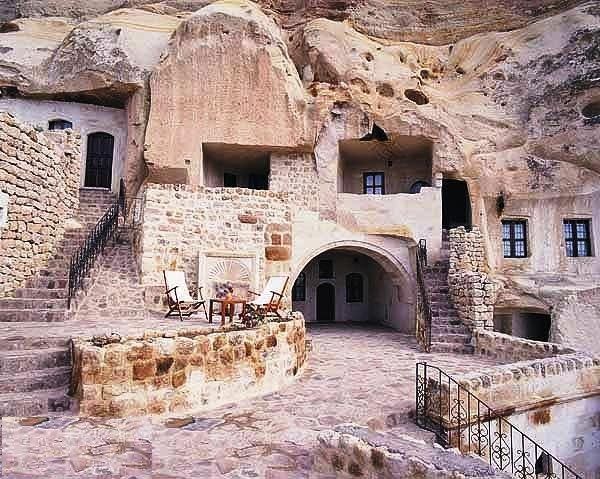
415;239;432;352
67;180;127;308
415;362;583;479
67;202;120;308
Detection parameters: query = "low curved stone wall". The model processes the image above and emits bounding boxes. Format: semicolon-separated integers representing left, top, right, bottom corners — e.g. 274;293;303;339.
72;316;307;417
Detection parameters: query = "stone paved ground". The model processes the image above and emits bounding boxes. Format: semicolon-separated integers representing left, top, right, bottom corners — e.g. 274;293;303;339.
1;324;502;479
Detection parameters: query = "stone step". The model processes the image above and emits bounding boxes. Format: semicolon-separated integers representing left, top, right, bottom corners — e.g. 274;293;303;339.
0;309;68;322
0;335;70;351
0;366;71;393
25;277;68;289
15;288;67;299
0;387;72;416
36;268;68;279
431;325;471;335
0;298;68;310
431;333;471;344
430;342;474;355
0;347;71;374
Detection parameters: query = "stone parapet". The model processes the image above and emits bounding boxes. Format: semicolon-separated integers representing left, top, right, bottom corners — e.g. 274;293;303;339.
0;112;80;295
72;315;307;417
457;351;600;413
473;329;576;362
448;226;496;329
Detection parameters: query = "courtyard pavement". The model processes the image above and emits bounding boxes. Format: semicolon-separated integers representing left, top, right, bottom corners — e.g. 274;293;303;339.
1;323;502;479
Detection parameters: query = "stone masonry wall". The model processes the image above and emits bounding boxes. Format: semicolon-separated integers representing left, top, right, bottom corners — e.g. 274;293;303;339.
456;351;600;413
270;152;319;212
448;226;495;329
73;316;307;417
139;184;292;307
0;112;80;295
473;329;576;363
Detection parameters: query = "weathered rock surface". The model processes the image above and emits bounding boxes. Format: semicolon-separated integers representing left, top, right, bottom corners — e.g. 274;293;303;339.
144;0;311;182
3;0;587;44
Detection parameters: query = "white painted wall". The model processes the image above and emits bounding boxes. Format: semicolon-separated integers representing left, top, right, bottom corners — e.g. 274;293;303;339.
0;98;127;193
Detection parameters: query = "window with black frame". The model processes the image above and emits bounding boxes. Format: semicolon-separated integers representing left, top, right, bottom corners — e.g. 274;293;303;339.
292;272;306;302
48;119;73;130
346;273;363;303
318;259;334;279
363;172;384;195
563;219;592;257
502;220;527;258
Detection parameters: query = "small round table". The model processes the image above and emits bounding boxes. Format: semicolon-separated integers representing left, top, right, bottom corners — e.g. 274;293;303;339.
209;297;247;326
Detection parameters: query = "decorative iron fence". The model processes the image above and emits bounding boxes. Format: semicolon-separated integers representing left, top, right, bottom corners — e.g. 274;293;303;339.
415;362;582;479
415;239;432;352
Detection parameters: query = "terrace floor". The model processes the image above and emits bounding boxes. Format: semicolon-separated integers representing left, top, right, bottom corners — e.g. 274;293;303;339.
1;323;503;479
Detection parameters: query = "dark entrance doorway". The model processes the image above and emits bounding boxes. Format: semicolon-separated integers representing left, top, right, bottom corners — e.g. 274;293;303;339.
442;179;471;229
316;283;335;322
85;132;114;188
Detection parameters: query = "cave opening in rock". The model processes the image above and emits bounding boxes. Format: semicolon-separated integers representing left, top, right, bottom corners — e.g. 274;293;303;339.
442;178;471;229
582;99;600;119
493;309;551;342
203;143;270;190
339;135;433;194
404;89;429;105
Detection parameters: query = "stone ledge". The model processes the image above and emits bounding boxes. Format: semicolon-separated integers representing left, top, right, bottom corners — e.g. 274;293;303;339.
315;424;509;479
72;315;307;417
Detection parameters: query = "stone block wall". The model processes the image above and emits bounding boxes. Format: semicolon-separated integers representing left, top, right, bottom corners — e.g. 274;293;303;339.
0;112;80;295
72;316;307;417
457;352;600;413
473;329;576;363
448;226;496;329
269;152;319;212
139;184;292;307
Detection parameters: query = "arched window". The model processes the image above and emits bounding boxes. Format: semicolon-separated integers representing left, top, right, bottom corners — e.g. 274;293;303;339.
346;273;363;303
409;180;430;194
292;272;306;302
48;119;73;130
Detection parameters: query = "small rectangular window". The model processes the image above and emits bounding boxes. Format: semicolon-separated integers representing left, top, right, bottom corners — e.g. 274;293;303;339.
363;172;384;195
224;173;237;187
48;119;72;130
319;259;334;279
563;219;592;257
292;272;306;302
502;220;528;258
248;173;268;190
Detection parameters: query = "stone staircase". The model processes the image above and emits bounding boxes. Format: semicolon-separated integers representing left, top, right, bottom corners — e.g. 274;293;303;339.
0;335;72;416
424;230;474;354
0;189;116;322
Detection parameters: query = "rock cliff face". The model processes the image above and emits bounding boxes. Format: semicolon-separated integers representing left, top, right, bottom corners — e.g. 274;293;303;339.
3;0;587;44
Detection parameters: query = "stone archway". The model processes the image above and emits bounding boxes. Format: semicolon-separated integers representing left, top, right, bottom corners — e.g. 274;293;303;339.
291;240;416;332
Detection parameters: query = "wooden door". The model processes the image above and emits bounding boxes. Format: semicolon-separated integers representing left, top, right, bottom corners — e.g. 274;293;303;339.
316;283;335;322
85;132;114;188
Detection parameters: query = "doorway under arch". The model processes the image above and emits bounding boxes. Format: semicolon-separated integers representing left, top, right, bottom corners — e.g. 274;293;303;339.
85;132;114;189
291;242;415;332
316;283;335;322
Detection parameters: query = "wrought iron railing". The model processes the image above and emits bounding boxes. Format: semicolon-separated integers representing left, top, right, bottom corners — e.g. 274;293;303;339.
415;363;582;479
415;239;432;352
67;202;120;308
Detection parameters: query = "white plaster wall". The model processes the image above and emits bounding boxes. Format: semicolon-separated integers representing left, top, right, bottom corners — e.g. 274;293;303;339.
507;397;600;478
337;186;442;262
0;98;127;193
485;191;600;276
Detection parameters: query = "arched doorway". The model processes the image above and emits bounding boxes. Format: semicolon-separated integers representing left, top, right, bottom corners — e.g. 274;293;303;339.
291;241;415;332
442;179;471;229
316;283;335;322
85;132;114;188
